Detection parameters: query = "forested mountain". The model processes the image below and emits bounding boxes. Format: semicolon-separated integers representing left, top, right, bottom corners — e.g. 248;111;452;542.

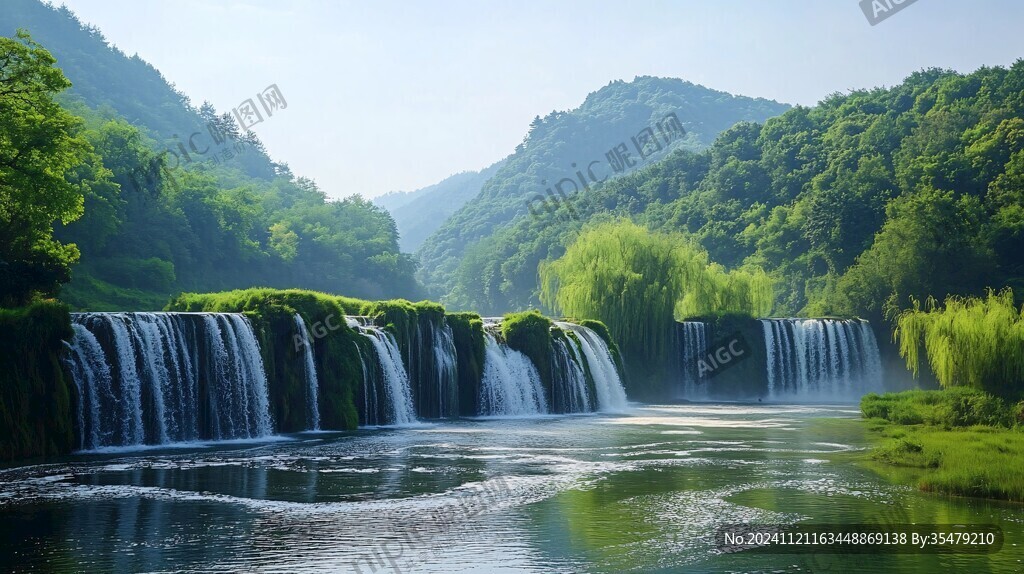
450;63;1024;319
416;77;790;307
0;1;418;309
373;160;505;252
0;0;277;181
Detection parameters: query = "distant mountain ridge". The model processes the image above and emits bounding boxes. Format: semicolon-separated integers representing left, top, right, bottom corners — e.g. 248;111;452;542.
415;76;791;306
373;160;506;251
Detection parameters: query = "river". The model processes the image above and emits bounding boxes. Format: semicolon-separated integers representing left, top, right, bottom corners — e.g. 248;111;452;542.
1;404;1020;573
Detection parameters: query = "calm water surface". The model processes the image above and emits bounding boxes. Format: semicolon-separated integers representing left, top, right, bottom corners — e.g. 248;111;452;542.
0;404;1020;573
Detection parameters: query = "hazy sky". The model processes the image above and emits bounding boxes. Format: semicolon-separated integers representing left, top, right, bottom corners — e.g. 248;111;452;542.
56;0;1024;199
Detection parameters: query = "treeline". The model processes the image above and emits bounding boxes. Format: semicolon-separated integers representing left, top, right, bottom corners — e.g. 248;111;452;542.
0;29;418;310
445;63;1024;320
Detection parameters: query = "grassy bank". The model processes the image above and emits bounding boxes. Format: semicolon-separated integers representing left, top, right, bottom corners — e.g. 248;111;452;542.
861;389;1024;502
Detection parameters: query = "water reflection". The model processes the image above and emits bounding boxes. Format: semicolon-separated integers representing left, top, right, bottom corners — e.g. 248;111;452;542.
0;406;1020;572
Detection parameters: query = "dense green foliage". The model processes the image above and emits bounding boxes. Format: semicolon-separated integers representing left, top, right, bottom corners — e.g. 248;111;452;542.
0;301;75;460
374;162;505;252
0;30;109;305
539;221;772;381
418;77;789;310
0;7;420;310
0;0;275;179
862;390;1024;501
869;424;1024;502
54;112;418;309
431;63;1024;323
894;289;1024;398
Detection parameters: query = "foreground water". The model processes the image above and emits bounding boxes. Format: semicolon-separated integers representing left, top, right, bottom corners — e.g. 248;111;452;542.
0;405;1020;573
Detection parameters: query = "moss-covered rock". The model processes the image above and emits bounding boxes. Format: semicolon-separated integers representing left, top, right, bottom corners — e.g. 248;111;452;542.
502;310;555;399
448;312;485;416
0;301;76;460
168;288;365;431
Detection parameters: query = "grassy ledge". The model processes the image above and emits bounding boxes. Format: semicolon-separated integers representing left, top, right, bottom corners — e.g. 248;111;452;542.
860;389;1024;502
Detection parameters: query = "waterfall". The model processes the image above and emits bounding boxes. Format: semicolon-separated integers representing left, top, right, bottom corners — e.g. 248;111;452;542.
431;321;458;418
557;322;628;412
293;314;320;431
551;337;591;413
63;324;110;451
479;332;548;416
408;318;459;419
676;321;709;400
352;340;378;426
347;317;417;426
63;313;272;450
760;319;883;400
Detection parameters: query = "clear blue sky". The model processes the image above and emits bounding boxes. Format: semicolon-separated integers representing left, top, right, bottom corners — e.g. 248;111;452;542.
58;0;1024;199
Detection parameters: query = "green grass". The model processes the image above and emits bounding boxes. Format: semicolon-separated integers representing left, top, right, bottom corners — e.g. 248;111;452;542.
861;387;1022;428
861;389;1024;502
61;272;173;311
867;423;1024;502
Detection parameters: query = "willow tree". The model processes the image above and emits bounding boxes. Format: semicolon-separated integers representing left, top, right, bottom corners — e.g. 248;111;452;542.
539;220;773;374
895;288;1024;398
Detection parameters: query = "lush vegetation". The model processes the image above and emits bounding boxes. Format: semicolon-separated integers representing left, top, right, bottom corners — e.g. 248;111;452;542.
501;310;556;391
417;76;789;311
862;387;1023;428
862;389;1024;502
0;301;75;460
539;221;771;381
895;289;1024;398
0;30;103;306
426;63;1024;324
0;6;419;311
499;309;623;406
447;312;486;417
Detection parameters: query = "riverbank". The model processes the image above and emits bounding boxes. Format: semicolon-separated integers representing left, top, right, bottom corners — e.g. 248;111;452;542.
858;389;1024;502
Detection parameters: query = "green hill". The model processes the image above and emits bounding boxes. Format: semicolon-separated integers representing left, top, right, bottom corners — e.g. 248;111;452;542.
416;76;790;310
448;63;1024;318
0;1;418;309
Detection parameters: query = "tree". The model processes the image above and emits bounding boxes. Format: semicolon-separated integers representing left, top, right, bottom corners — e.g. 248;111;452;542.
0;30;105;305
539;220;772;383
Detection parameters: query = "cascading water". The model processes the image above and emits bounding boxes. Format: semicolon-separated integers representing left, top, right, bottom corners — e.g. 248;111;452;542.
347;317;417;426
557;323;629;412
479;331;548;416
761;318;883;400
551;336;591;413
408;318;459;419
293;314;321;430
63;313;273;450
676;321;709;400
